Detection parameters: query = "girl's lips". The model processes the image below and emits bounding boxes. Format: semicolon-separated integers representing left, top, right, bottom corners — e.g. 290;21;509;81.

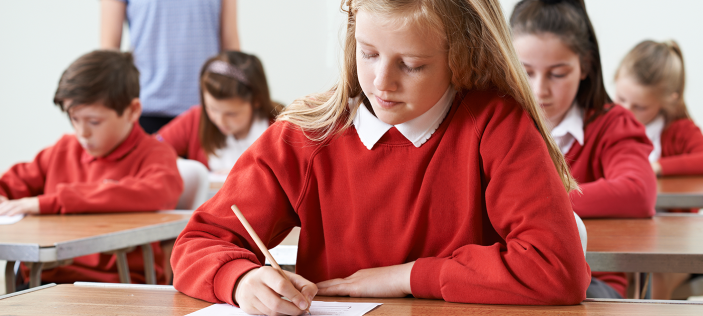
375;95;401;109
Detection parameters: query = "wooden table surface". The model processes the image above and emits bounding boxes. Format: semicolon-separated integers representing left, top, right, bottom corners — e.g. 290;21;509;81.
0;212;191;247
2;284;703;316
584;215;703;273
657;176;703;209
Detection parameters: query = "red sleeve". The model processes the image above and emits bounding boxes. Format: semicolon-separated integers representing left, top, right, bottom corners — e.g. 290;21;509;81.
0;144;53;199
155;106;200;158
171;122;305;305
410;95;590;305
571;110;656;218
39;143;184;214
659;119;703;176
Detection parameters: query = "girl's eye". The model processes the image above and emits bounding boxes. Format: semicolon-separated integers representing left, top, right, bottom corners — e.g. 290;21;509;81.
551;73;567;79
360;51;377;59
402;62;424;73
89;121;101;126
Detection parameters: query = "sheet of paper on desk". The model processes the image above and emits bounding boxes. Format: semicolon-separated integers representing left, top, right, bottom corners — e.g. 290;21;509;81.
186;301;382;316
0;214;24;225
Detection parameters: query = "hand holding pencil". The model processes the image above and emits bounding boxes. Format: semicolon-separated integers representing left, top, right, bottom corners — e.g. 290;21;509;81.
231;205;317;315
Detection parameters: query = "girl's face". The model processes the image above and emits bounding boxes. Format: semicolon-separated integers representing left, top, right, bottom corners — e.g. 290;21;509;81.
615;74;663;125
204;92;255;139
514;33;586;127
355;10;452;125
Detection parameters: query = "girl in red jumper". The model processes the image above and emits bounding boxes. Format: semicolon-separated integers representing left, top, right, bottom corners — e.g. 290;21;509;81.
155;51;280;174
615;40;703;299
171;0;591;313
615;40;703;178
511;0;657;299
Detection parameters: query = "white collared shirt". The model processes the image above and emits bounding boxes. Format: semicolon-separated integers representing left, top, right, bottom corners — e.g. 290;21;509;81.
352;87;456;150
550;104;585;154
645;114;665;162
208;117;270;172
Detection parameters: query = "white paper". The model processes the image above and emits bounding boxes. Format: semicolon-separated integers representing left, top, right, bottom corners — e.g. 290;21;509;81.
0;214;24;225
208;172;228;183
186;301;382;316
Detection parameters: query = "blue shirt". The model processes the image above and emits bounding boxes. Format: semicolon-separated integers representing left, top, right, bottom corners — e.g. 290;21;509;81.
120;0;221;117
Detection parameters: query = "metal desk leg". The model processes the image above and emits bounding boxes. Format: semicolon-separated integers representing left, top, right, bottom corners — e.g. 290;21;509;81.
140;243;156;285
115;249;131;284
28;262;43;288
4;260;15;293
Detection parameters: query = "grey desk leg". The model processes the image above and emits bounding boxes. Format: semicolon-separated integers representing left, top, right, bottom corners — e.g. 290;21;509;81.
28;262;43;288
633;272;641;299
141;243;156;285
115;250;131;284
4;261;16;293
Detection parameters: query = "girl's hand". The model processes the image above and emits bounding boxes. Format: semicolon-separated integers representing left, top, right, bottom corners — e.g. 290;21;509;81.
651;161;662;176
234;266;317;316
0;197;39;216
316;261;415;298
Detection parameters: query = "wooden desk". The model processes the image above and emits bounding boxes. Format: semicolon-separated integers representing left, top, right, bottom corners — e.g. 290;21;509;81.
657;176;703;209
0;211;192;292
584;215;703;273
2;284;703;315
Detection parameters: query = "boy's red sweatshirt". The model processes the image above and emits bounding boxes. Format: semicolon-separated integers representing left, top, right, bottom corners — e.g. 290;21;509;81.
564;105;656;297
659;118;703;176
155;106;210;168
0;125;183;284
171;90;591;305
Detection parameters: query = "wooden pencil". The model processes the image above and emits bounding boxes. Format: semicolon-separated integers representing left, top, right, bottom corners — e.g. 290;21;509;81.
230;205;311;315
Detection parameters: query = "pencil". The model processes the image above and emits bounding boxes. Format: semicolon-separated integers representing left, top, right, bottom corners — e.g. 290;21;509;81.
231;205;311;315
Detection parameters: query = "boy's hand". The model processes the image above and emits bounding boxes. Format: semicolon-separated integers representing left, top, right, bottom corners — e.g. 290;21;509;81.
316;261;414;298
0;197;40;216
234;266;317;315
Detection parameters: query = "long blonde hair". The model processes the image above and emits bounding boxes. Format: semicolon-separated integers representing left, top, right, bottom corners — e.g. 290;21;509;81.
615;40;689;124
278;0;577;192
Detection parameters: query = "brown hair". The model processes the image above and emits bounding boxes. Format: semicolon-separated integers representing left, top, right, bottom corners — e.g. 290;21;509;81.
278;0;578;192
198;51;281;156
53;50;140;115
615;40;689;124
510;0;611;123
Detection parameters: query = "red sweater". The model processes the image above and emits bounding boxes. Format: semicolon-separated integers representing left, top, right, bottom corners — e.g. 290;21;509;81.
659;118;703;176
171;90;591;305
0;125;183;284
564;105;656;297
155;106;210;168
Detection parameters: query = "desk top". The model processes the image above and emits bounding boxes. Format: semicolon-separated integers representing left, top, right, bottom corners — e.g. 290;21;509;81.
0;211;192;262
657;176;703;208
2;284;703;316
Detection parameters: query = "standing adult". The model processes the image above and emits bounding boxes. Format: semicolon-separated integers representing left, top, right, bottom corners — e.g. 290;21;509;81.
100;0;240;134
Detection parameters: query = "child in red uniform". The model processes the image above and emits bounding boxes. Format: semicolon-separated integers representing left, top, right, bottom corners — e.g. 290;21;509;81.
511;0;657;299
155;51;280;174
614;40;703;299
171;0;591;313
615;40;703;177
0;50;183;284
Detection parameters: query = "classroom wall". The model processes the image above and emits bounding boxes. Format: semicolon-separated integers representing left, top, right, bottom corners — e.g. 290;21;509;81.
1;0;702;172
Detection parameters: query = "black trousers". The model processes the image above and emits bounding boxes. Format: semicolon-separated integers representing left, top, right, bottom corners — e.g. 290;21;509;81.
139;115;175;134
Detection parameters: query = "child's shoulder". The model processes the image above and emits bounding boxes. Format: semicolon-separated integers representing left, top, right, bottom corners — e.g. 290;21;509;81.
456;89;526;125
666;118;699;133
590;104;640;128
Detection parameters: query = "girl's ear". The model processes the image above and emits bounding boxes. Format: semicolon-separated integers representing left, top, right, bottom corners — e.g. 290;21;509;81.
668;92;680;103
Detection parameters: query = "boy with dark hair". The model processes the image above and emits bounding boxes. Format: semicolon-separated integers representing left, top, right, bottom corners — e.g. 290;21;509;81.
0;50;183;284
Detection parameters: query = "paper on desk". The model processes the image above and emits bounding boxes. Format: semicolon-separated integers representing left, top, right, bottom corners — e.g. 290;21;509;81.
186;301;382;316
0;214;24;225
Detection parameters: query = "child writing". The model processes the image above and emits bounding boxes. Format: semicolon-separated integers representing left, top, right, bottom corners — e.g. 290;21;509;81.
0;50;183;284
155;51;281;174
615;40;703;177
615;40;703;299
511;0;657;298
172;0;591;313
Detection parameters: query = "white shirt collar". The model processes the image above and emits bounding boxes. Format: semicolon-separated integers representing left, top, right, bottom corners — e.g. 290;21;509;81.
550;103;584;154
645;114;665;162
352;87;456;150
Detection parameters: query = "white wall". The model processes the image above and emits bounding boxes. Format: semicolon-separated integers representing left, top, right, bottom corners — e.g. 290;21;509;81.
1;0;702;171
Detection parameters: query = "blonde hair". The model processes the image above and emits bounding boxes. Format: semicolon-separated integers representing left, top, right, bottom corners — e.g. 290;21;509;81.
616;40;689;123
277;0;577;192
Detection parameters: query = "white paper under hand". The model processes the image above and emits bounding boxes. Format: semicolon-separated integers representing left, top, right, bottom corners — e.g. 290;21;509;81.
0;214;24;225
186;301;382;316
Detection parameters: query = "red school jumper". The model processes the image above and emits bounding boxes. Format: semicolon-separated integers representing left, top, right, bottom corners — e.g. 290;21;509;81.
658;118;703;176
155;105;210;168
0;125;183;284
564;104;657;297
171;90;591;305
